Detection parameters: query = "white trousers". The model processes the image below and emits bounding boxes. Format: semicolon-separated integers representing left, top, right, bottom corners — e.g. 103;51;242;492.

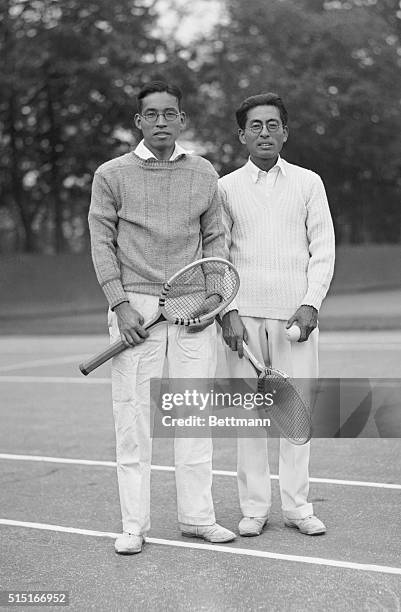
225;317;318;520
109;292;217;536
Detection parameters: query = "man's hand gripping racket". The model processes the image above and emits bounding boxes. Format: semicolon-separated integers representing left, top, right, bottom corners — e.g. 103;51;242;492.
79;258;240;376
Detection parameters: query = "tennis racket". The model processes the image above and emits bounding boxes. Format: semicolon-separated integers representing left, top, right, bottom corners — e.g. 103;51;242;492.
245;345;312;444
218;318;312;444
79;257;240;376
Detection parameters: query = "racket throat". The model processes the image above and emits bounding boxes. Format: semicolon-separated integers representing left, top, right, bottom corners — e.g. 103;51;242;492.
174;317;202;326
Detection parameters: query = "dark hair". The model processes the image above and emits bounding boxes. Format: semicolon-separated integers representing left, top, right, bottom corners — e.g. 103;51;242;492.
137;81;183;112
235;93;288;130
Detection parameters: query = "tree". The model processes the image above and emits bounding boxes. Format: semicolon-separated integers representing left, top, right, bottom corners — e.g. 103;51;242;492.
190;0;401;242
0;0;161;252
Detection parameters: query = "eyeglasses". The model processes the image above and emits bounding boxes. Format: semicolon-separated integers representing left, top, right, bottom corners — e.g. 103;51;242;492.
247;120;282;134
140;110;181;123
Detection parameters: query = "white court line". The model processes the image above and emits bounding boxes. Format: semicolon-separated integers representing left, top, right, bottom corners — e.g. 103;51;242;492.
0;355;87;373
0;454;116;467
1;453;400;490
1;375;400;386
0;376;110;384
1;519;400;576
320;344;401;351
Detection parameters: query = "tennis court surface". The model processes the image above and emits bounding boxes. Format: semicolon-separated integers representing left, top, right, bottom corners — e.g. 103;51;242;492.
1;331;401;611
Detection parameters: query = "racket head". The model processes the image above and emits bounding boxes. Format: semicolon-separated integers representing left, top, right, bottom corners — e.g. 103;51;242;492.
159;257;240;326
256;369;312;445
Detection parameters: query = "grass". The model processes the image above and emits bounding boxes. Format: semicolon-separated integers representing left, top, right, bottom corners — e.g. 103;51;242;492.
1;244;399;319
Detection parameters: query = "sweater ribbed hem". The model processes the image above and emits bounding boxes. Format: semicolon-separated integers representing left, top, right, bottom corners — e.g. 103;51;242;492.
123;282;163;297
238;305;295;320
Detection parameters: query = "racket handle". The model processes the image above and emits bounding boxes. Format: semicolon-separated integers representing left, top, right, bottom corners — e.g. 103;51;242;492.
242;343;264;371
216;315;265;374
79;339;125;376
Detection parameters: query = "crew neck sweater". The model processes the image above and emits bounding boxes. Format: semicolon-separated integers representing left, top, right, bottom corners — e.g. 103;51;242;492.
219;158;335;319
89;152;226;308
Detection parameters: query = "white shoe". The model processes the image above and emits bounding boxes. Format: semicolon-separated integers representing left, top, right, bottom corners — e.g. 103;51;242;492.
114;533;144;554
239;516;268;537
180;522;236;543
284;515;326;535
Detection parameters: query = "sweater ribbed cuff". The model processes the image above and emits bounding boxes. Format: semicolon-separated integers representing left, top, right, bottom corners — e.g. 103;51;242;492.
220;297;239;319
301;283;326;311
102;279;128;310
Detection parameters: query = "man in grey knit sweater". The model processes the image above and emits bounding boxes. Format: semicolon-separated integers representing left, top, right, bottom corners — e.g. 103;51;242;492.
88;81;235;554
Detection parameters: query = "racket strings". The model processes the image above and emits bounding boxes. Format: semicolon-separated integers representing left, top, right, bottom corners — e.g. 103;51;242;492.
163;261;238;320
257;374;312;444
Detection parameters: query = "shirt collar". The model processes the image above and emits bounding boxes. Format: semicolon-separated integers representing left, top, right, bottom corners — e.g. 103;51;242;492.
134;139;192;161
246;155;286;183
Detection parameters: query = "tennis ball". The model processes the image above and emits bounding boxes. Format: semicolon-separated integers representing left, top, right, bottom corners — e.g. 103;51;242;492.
285;325;301;342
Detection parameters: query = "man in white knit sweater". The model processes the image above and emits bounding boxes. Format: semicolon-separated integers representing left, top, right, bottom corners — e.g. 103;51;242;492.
220;92;335;537
89;81;235;554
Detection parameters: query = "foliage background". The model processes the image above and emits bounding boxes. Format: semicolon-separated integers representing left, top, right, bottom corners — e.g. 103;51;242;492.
1;0;400;253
